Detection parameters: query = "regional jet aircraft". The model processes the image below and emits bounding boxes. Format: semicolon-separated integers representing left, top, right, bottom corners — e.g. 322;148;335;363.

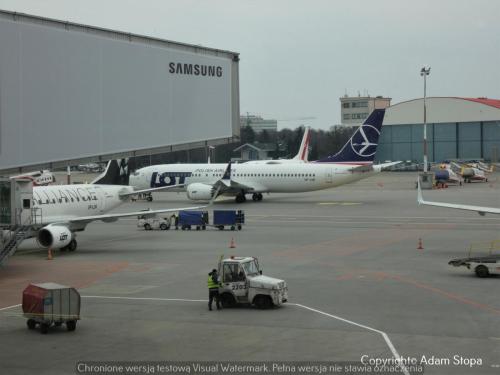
418;181;500;216
11;160;218;252
128;109;397;203
245;126;311;165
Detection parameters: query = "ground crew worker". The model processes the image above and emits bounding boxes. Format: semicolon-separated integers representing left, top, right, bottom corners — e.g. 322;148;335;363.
174;213;179;230
207;269;221;311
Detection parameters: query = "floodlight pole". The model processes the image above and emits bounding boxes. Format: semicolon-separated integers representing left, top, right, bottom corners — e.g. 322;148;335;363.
421;66;431;172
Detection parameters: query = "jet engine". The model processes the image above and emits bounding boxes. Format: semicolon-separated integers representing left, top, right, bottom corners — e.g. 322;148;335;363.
186;183;214;201
37;225;73;249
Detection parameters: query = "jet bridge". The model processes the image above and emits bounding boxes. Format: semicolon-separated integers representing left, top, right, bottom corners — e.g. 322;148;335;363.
0;178;35;265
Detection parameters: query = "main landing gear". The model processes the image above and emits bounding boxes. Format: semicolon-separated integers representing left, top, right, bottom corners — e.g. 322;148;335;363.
235;192;247;203
252;193;263;202
235;192;263;203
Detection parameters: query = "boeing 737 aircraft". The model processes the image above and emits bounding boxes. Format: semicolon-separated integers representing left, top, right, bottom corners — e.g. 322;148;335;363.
128;109;396;203
8;160;213;253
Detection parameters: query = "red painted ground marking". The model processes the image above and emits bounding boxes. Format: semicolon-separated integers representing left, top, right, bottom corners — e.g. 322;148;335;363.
0;258;129;308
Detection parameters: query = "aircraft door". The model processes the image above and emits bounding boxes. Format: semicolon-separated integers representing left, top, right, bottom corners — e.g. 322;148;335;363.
326;169;333;183
0;179;11;226
93;186;106;213
20;192;33;224
10;179;33;225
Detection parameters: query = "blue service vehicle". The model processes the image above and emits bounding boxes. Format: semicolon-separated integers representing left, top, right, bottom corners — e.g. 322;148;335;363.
213;210;245;231
177;210;209;230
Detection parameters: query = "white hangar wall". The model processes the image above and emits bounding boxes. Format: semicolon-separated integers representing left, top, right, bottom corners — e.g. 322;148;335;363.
0;10;240;173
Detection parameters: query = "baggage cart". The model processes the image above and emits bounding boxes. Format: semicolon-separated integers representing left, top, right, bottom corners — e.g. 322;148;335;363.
449;255;500;277
23;283;80;334
213;210;245;230
178;210;208;230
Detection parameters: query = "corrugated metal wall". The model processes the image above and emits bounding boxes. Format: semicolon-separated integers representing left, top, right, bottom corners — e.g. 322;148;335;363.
376;121;500;162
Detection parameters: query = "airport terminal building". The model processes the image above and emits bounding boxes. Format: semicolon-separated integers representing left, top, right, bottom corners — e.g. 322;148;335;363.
375;97;500;163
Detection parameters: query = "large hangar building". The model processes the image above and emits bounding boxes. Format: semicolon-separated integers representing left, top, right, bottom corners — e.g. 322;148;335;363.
376;97;500;163
0;10;239;174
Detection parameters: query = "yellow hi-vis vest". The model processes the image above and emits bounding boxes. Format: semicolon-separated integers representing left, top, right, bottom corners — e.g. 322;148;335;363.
207;274;219;289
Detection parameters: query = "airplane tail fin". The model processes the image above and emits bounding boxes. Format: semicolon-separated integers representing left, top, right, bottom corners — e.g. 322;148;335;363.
92;158;137;185
314;109;385;164
292;127;311;162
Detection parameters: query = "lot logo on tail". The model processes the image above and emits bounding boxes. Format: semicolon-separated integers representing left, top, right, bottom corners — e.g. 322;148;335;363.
351;124;380;157
314;109;385;164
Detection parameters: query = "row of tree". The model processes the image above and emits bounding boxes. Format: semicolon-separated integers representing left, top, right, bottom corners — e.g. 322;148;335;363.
134;125;356;168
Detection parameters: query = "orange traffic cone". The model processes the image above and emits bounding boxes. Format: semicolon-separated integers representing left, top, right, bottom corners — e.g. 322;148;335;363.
47;248;53;260
229;238;236;249
417;238;424;250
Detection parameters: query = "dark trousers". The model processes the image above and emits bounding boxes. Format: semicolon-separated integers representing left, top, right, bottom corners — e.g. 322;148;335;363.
208;289;220;310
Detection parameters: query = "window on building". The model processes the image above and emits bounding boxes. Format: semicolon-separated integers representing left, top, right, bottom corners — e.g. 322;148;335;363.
343;114;351;120
342;103;350;108
352;102;368;108
351;113;369;120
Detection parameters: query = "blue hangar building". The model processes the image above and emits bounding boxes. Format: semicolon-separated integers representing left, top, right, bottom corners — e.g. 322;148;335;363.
375;97;500;163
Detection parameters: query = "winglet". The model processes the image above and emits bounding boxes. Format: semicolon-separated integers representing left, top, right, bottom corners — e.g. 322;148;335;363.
417;179;424;205
222;162;232;180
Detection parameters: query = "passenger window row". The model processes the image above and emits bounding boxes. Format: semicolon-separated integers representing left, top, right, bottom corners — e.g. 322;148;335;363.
190;173;316;178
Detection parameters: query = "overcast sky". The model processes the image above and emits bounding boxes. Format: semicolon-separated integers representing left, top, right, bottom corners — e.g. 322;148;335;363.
1;0;499;130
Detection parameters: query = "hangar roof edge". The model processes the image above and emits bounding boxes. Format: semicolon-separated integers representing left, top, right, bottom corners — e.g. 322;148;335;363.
391;97;500;110
0;9;240;58
458;97;500;109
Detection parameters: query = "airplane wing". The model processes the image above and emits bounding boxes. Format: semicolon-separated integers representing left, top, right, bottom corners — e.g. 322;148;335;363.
349;165;374;173
417;181;500;216
373;161;402;171
227;180;267;193
211;162;267;194
67;203;210;224
344;161;401;174
119;184;185;197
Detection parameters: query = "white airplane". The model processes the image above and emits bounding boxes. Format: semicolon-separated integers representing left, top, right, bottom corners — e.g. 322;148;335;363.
10;170;55;186
417;181;500;216
10;159;215;252
129;109;398;203
245;126;311;165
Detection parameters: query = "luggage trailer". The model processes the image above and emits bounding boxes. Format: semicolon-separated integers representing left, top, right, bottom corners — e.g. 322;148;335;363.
449;254;500;277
